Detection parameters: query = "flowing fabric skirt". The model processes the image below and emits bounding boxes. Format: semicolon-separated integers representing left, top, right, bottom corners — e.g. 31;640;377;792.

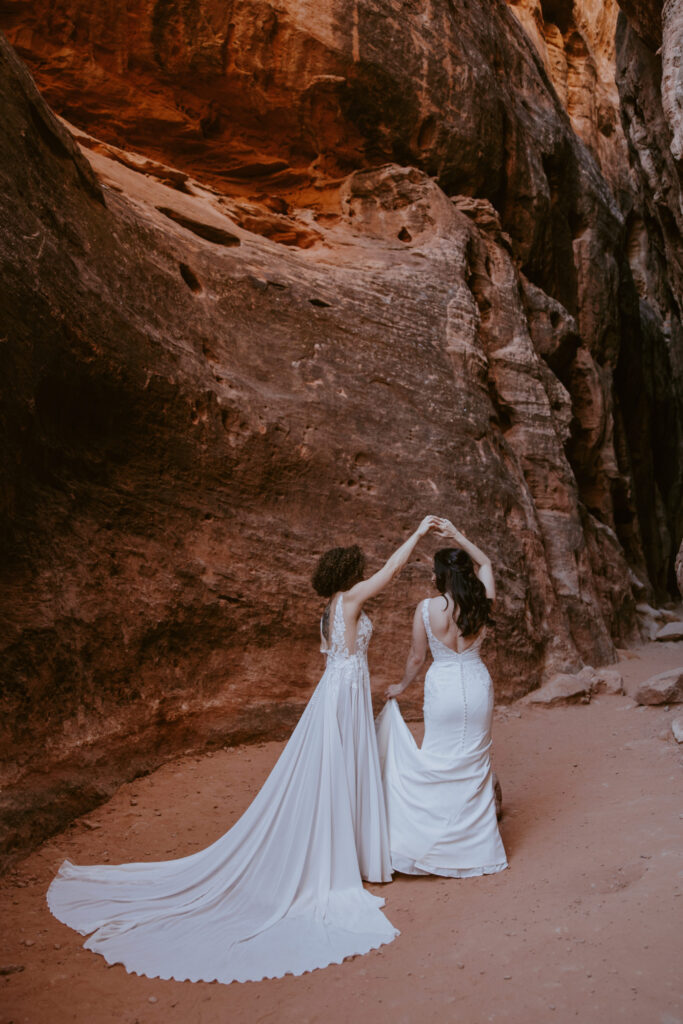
376;652;507;878
47;655;396;984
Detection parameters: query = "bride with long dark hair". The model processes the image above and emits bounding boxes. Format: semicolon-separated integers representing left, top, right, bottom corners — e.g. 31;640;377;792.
376;517;508;878
47;515;439;984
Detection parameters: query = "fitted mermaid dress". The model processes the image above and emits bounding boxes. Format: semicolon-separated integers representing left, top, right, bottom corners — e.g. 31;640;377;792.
376;599;507;877
47;595;396;983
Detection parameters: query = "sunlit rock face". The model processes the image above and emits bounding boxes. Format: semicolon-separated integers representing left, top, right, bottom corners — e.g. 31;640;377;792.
0;0;681;864
3;0;679;596
506;0;629;190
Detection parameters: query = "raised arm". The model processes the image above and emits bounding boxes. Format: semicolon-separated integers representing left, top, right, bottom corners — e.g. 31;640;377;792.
437;518;496;601
343;515;439;617
386;603;428;699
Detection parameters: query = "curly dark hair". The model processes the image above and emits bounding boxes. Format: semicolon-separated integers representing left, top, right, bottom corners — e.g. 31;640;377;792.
312;545;366;597
433;547;494;637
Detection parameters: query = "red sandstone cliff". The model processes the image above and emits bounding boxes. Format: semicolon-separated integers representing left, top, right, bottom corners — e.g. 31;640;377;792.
0;0;681;866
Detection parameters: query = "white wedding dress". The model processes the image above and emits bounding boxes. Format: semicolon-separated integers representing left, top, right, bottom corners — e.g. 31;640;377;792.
376;598;507;877
47;595;396;983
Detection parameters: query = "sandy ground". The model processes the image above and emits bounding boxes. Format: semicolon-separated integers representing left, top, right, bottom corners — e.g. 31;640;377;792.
1;641;682;1024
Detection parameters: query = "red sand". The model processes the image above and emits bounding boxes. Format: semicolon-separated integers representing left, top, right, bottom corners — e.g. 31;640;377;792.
2;641;682;1024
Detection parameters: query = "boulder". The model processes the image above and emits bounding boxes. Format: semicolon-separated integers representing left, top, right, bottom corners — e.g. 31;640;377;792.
518;669;593;706
672;717;683;743
655;622;683;642
637;603;675;641
518;662;624;704
591;667;625;695
634;668;683;705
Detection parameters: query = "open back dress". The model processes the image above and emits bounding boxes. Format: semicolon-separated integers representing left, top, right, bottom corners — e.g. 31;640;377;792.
376;598;507;877
47;594;396;983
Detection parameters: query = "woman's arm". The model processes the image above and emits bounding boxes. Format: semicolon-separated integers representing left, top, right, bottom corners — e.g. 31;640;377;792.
386;603;428;698
344;515;439;616
437;518;496;601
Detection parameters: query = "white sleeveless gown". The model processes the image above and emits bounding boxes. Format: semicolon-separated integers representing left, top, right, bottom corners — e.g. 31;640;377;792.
47;596;396;983
376;599;507;877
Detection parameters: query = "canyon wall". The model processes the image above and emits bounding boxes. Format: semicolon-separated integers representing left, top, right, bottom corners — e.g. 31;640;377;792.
0;0;681;866
613;0;683;595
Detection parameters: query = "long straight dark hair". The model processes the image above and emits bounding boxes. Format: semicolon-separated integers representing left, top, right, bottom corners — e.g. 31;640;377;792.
433;547;494;638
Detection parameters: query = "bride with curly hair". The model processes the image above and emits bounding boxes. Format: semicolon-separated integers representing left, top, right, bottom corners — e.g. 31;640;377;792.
48;515;439;984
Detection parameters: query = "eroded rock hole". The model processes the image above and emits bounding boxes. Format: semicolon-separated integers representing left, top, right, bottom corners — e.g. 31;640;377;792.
309;298;331;308
398;227;412;242
156;207;241;246
202;340;219;363
179;263;202;293
540;0;573;33
417;115;437;150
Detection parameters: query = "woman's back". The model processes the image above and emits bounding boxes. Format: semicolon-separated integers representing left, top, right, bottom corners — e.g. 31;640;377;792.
425;595;484;654
320;593;372;659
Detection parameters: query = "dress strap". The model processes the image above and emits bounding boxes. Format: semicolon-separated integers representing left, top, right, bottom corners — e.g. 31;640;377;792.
421;599;434;642
334;594;345;635
328;594;347;657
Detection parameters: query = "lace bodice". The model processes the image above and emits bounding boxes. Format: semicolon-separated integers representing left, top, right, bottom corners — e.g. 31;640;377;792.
422;599;484;662
320;594;372;661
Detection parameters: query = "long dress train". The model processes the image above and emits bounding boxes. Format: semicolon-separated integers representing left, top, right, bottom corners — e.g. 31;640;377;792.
47;595;396;983
376;599;507;877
